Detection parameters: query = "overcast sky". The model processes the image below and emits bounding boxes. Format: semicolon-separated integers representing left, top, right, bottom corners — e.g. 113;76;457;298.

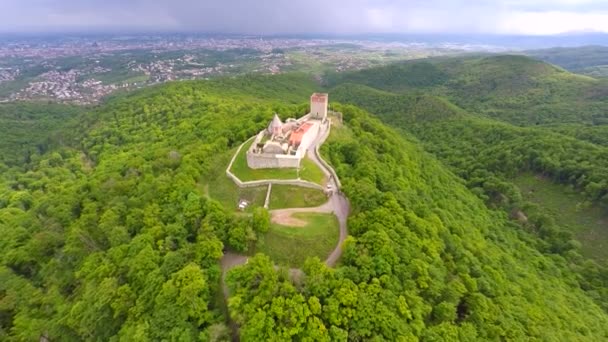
2;0;608;35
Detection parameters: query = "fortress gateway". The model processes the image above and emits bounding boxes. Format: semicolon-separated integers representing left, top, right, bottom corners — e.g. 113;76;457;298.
246;93;328;169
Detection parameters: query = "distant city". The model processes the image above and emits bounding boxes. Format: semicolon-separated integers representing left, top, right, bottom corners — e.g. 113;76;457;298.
0;34;506;105
2;33;607;105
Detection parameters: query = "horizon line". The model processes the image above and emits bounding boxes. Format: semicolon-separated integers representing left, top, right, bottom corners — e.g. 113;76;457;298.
1;31;608;38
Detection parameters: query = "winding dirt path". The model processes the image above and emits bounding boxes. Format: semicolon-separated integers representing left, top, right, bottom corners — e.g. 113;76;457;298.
219;118;350;339
307;120;350;267
220;118;349;272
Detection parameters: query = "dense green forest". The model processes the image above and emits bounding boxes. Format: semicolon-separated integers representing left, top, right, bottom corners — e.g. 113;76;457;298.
0;74;316;340
0;102;84;166
525;45;608;78
331;82;608;206
542;123;608;147
227;104;608;340
329;55;608;212
2;57;608;340
329;55;608;314
327;55;608;126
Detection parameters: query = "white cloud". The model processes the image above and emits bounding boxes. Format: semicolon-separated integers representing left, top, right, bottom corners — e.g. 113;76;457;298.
497;10;608;34
1;0;608;35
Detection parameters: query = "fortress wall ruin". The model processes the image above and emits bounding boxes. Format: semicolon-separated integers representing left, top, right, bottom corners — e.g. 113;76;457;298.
296;113;311;123
246;153;301;169
249;131;265;152
314;121;342;189
246;116;320;170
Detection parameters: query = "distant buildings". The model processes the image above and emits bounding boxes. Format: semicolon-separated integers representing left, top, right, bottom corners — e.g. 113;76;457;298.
0;35;447;104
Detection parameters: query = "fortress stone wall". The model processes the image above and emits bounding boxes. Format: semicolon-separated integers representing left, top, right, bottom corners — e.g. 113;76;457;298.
245;94;326;169
246;122;320;169
246;153;301;169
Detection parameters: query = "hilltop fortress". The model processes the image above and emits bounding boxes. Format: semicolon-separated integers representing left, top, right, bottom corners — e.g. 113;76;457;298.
246;93;328;169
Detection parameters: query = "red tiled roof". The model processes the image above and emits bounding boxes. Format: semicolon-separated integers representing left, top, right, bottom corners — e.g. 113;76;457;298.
311;93;328;103
289;123;314;146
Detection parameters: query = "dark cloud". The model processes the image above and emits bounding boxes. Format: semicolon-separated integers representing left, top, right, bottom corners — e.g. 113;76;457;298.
1;0;608;34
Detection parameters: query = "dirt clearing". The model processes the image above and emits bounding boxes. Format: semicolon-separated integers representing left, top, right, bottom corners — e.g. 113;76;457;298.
271;211;308;227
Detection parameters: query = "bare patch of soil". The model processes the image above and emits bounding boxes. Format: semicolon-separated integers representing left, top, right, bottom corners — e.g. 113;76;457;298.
271;212;308;227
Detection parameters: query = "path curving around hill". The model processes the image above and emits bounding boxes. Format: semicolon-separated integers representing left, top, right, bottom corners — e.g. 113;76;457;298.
306;120;349;267
219;118;349;340
219;118;350;338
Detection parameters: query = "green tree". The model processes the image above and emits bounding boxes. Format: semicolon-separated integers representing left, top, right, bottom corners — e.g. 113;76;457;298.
252;207;270;233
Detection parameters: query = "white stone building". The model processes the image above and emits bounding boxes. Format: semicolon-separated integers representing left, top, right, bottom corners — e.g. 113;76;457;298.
246;93;328;169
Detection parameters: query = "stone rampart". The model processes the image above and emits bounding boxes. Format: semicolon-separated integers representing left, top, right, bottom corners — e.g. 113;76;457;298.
264;184;272;209
246;153;301;169
225;168;324;191
226;139;323;191
314;121;342;189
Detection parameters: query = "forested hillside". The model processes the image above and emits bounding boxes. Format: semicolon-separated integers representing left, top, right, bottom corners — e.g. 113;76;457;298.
331;82;608;206
0;102;83;167
330;56;608;313
328;55;608;126
227;104;608;340
0;74;316;340
542;123;608;147
2;67;608;340
525;45;608;78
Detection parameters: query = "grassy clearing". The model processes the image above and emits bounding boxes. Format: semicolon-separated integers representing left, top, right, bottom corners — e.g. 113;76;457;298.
204;148;267;212
93;71;150;85
325;117;353;144
230;139;325;184
255;213;339;267
283;51;330;75
514;173;608;263
0;78;32;98
298;157;326;185
269;185;326;209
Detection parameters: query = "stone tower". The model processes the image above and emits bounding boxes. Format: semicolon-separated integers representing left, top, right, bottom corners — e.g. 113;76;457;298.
310;93;328;120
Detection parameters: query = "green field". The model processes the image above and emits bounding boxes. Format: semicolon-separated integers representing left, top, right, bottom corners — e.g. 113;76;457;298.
284;51;331;75
255;213;339;267
0;78;32;98
514;173;608;263
208;142;327;211
268;185;326;209
298;156;326;185
205;149;267;211
230;139;326;184
88;70;150;85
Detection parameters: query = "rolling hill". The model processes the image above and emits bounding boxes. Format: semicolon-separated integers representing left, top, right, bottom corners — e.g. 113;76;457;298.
329;55;608;126
0;102;84;167
329;55;608;312
526;45;608;78
1;64;608;340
